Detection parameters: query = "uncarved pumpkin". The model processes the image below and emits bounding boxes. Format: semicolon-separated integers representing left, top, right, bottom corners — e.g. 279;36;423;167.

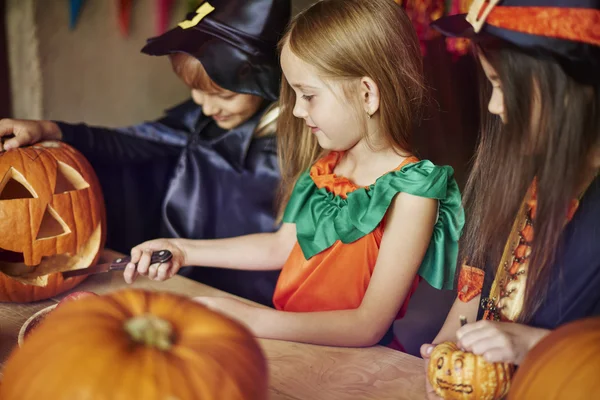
0;289;268;400
0;141;106;302
428;341;513;400
508;317;600;399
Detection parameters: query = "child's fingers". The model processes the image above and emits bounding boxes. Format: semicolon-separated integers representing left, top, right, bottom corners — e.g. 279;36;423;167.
462;332;513;359
123;264;137;284
155;263;171;281
456;319;492;339
136;249;153;276
147;263;160;280
457;327;500;351
420;343;434;359
2;137;23;151
481;347;514;363
129;247;143;265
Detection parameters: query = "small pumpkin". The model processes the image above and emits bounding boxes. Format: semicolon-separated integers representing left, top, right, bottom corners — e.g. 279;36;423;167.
0;289;268;400
0;141;106;302
428;341;513;400
508;317;600;399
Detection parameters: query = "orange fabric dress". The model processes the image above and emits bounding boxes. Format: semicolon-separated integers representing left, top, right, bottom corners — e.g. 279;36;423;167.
271;151;464;348
273;152;421;315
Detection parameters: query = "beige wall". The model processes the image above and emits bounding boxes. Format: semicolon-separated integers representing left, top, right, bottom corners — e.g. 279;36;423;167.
6;0;317;127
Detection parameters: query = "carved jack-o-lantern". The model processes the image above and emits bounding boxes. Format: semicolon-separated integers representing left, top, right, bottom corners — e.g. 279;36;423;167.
0;141;106;302
428;342;513;400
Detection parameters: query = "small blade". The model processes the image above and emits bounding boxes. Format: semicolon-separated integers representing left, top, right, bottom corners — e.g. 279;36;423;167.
62;262;114;278
62;250;172;279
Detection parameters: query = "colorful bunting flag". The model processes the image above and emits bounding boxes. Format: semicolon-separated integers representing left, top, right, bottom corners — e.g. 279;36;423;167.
117;0;133;37
69;0;86;30
156;0;176;35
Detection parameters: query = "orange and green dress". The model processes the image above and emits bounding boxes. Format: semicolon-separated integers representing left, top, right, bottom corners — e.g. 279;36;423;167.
272;151;465;346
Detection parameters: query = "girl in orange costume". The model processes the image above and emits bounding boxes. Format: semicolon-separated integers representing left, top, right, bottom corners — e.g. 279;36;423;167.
125;0;464;349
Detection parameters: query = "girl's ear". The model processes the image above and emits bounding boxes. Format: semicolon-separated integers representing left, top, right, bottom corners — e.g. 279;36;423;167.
360;77;380;118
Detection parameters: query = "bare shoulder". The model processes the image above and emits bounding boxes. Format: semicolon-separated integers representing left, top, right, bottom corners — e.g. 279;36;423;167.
387;192;438;226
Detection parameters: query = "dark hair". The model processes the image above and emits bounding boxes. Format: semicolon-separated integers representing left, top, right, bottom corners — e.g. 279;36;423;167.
460;39;600;322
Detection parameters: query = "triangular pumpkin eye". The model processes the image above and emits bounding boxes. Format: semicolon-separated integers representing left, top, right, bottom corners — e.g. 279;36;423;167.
54;161;89;194
36;205;71;240
0;168;38;200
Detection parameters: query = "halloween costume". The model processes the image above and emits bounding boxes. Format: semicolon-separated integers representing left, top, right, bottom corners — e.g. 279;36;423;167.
457;178;600;326
433;0;600;326
54;0;291;306
273;152;464;345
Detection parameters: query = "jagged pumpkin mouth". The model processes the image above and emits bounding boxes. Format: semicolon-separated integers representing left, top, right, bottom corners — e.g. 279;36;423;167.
0;225;102;286
436;378;473;394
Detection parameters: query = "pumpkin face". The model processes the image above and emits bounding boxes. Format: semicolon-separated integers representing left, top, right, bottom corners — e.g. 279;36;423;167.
508;317;600;400
0;289;269;400
428;342;513;400
0;141;106;302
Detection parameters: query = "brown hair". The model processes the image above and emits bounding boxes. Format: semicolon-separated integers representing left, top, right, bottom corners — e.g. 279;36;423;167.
460;40;600;321
169;52;277;138
169;53;224;93
276;0;425;213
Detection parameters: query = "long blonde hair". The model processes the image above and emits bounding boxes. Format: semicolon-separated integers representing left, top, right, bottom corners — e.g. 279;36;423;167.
277;0;425;214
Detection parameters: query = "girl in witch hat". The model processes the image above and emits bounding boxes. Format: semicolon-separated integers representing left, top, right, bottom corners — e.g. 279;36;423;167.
422;0;600;395
0;0;291;306
125;0;465;349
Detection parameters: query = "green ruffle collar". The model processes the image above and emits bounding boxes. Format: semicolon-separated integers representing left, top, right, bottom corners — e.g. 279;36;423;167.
283;160;464;290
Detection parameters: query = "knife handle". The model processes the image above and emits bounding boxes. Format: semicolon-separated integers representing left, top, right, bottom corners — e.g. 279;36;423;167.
111;250;173;270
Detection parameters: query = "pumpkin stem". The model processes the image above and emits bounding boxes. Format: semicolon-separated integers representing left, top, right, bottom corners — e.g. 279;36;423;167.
124;314;174;351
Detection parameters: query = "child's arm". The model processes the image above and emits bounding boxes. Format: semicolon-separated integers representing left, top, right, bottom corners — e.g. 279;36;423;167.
181;224;297;270
431;295;481;344
196;192;438;347
123;223;297;283
0;117;183;160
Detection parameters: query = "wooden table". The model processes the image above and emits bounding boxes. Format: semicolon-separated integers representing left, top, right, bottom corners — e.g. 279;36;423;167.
0;250;426;399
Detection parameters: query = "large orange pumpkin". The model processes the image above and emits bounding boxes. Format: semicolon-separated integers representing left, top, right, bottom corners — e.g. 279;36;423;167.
0;289;269;400
508;317;600;399
428;342;513;400
0;141;105;302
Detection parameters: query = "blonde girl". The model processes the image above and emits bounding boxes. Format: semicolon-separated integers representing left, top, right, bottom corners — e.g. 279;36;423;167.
125;0;464;348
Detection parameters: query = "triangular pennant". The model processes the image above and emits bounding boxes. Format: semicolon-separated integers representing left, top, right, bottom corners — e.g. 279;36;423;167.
117;0;134;37
156;0;176;35
69;0;85;30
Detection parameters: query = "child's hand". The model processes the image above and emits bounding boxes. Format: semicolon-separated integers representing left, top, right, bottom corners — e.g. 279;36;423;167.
456;320;550;364
0;119;62;151
420;344;443;399
124;238;187;284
